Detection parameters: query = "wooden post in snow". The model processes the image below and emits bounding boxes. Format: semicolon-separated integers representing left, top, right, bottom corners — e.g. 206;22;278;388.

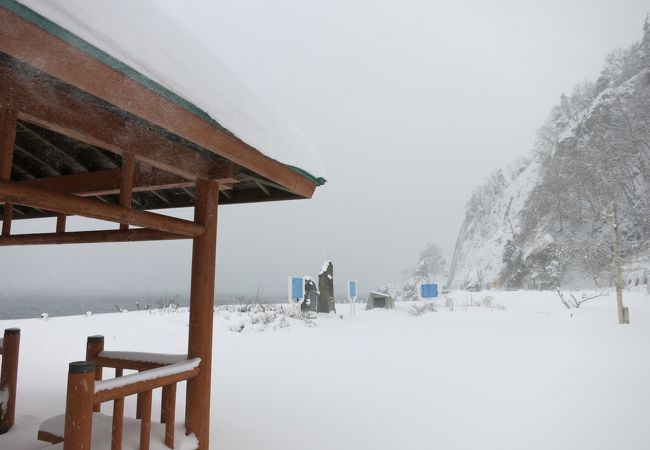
185;179;219;450
63;361;95;450
612;203;629;324
0;328;20;433
85;336;104;413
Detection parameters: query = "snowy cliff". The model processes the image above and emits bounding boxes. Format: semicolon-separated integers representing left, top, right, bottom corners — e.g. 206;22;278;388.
448;18;650;290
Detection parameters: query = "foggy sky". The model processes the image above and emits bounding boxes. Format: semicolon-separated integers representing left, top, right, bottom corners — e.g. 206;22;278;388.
0;0;648;300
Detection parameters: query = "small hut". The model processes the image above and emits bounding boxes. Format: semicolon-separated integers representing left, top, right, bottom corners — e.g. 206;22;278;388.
366;291;395;310
0;2;325;449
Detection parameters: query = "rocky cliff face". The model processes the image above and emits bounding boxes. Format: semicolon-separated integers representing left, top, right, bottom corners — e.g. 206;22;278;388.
448;18;650;290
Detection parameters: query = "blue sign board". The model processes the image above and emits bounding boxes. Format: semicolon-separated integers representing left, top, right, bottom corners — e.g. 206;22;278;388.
420;283;438;298
291;277;304;300
348;280;357;299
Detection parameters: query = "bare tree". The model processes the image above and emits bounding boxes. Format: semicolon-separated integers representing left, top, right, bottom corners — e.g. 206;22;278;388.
556;289;606;309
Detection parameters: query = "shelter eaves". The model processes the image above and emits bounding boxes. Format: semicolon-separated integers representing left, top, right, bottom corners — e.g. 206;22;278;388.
0;0;326;222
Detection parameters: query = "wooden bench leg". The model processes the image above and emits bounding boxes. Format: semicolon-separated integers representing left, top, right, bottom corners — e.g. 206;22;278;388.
162;384;176;448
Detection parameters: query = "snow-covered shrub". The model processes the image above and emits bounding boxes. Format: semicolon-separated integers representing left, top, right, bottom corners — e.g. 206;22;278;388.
460;296;505;311
444;297;455;311
408;301;437;316
481;296;494;308
217;303;315;332
154;295;181;313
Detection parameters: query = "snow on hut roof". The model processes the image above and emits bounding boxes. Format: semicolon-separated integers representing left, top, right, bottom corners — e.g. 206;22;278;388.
10;0;326;185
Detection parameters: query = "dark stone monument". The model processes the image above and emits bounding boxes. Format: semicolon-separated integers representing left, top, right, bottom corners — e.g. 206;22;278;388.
318;261;336;313
302;277;319;312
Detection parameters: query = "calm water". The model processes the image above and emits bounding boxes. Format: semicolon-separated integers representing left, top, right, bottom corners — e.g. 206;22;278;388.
0;290;271;320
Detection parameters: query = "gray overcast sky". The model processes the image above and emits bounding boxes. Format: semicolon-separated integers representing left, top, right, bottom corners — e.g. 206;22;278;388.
0;0;648;299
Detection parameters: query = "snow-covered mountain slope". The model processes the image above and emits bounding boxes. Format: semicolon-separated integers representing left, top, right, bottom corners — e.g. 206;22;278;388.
448;18;650;290
448;159;542;289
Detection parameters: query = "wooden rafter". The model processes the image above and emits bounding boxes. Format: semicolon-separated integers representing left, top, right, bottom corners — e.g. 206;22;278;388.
11;161;34;180
14;144;60;177
253;180;271;197
17;122;89;173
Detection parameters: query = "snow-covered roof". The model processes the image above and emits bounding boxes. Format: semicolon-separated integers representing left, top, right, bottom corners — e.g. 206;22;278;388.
10;0;326;184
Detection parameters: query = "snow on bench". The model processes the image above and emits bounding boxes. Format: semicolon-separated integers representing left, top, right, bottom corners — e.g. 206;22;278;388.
39;413;199;450
98;351;189;366
95;358;201;394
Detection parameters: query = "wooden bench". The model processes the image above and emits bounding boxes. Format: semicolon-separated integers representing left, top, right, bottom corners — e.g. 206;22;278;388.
38;335;200;450
0;328;20;434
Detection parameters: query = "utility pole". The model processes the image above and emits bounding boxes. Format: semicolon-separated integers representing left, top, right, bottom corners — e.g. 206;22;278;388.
611;203;629;324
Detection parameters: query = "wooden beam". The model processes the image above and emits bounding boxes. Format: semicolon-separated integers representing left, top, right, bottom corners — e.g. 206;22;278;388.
0;228;188;246
0;108;17;236
0;7;317;198
0;60;216;181
186;179;219;450
18;165;236;197
0;181;204;237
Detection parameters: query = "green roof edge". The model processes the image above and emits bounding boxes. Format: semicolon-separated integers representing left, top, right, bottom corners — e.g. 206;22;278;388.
0;0;325;187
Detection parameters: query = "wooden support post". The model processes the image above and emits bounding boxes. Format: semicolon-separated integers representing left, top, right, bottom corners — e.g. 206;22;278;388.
161;386;168;424
119;154;135;230
139;390;152;450
0;328;20;433
162;384;177;448
63;361;95;450
86;336;104;413
185;179;219;450
56;213;67;234
111;397;124;450
0;109;17;237
136;376;144;419
2;205;12;236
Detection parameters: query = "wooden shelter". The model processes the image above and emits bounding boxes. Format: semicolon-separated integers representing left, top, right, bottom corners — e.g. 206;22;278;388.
0;2;323;449
366;292;395;310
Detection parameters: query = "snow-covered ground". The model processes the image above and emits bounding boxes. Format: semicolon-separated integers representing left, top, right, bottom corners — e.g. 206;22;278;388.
1;290;649;450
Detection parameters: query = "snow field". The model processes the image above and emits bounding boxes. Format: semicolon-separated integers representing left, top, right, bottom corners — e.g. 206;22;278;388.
0;290;649;450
